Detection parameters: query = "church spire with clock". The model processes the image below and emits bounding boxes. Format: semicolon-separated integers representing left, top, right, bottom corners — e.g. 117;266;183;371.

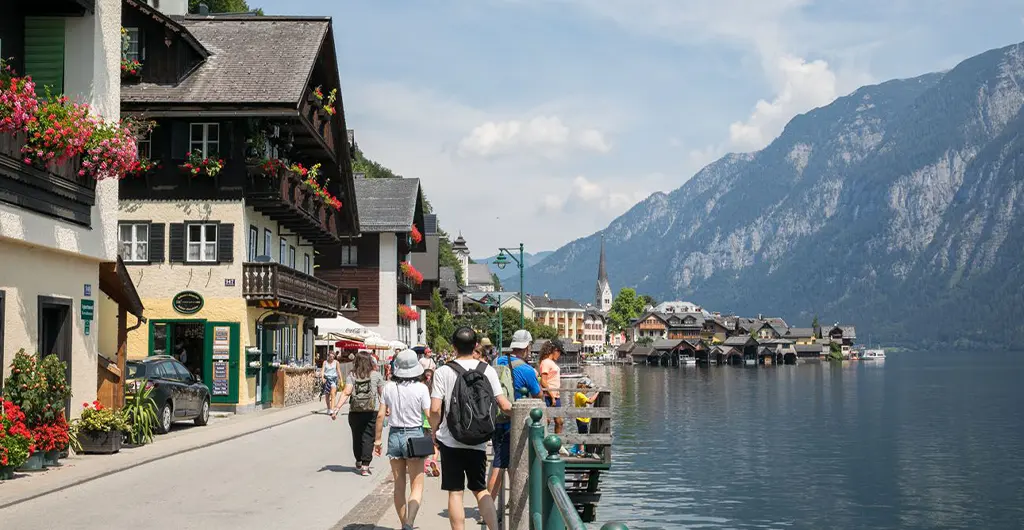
596;236;613;312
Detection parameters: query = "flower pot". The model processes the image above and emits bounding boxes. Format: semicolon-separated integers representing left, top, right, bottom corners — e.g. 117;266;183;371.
77;430;123;454
43;450;61;467
18;452;45;472
0;465;15;480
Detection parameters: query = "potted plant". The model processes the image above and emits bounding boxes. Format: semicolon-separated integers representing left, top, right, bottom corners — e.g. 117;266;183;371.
3;350;47;471
180;150;224;178
123;382;158;447
71;401;128;454
32;416;70;467
0;401;34;480
36;354;72;465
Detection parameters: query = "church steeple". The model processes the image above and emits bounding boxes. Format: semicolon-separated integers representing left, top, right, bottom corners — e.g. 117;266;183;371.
596;235;612;312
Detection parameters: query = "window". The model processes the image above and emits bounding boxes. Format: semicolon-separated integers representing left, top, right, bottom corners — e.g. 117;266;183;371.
189;123;219;158
186;223;218;262
119;223;149;262
263;228;272;258
124;27;143;62
137;129;151;160
340;245;358;266
279;238;287;265
303;254;311;275
289;246;296;269
248;225;258;261
340;289;358;310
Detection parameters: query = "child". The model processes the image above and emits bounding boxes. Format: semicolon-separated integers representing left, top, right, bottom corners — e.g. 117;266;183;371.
573;378;599;458
421;369;441;477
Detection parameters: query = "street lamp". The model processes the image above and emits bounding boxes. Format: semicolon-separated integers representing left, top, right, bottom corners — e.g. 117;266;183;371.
495;243;525;331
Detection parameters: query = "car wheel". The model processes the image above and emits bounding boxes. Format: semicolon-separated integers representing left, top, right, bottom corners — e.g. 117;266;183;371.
156;401;173;434
194;398;210;426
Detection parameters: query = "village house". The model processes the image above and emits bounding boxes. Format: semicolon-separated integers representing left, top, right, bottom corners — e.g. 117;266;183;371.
530;295;586;343
409;213;440;309
317;176;426;347
461;291;535;319
828;324;857;354
0;0;144;413
110;1;358;412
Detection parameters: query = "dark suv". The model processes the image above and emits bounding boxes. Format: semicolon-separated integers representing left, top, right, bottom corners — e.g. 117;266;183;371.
126;356;211;434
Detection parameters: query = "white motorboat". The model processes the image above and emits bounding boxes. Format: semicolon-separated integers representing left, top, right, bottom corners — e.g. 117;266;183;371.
861;348;886;360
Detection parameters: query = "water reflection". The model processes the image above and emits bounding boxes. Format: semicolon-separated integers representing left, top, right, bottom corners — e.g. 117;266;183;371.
591;354;1024;529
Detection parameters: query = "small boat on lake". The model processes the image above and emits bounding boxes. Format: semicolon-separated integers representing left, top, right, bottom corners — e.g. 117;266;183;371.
861;349;886;361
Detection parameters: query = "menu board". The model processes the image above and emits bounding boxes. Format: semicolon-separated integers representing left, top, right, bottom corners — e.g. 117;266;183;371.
212;325;230;361
211;325;231;395
212;361;229;396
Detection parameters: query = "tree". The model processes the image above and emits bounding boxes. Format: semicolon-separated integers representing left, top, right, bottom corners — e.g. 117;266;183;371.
827;342;844;362
639;294;657;308
491;273;503;291
636;336;654;346
607;288;647;333
189;0;263;14
530;322;559;341
812;315;820;330
425;289;455;352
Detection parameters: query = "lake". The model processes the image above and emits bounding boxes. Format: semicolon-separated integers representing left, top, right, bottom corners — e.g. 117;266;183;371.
585;352;1024;529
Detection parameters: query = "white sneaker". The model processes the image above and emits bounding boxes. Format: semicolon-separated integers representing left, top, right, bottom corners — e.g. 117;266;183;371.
559;447;571;456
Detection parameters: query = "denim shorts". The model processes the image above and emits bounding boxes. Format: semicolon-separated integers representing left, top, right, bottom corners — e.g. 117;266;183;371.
387;426;425;459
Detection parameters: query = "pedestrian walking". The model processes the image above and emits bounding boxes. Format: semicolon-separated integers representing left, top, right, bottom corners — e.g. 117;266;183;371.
373;349;432;530
334;352;385;475
538;340;567;445
421;368;441;477
318;352;341;414
429;327;512;530
489;329;542;500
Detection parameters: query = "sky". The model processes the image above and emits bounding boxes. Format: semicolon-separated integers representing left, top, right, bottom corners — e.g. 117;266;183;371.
261;0;1024;254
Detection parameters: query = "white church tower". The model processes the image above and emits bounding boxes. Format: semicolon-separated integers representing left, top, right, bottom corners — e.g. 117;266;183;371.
452;233;470;287
596;236;613;312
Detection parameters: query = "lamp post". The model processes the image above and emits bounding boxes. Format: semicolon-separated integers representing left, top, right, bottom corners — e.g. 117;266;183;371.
493;243;525;330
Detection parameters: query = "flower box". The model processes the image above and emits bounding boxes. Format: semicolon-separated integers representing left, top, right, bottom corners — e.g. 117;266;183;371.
43;450;61;467
0;465;15;480
17;452;45;472
77;430;123;454
145;169;180;190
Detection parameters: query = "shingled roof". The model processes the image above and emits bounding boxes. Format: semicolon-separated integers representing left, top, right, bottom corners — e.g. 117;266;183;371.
121;16;330;104
353;178;422;233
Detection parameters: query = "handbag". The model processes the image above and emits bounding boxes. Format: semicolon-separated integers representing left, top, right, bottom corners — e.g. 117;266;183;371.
406;435;435;458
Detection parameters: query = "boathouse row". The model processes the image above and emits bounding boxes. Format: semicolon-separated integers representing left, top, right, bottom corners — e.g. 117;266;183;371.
105;2;359;412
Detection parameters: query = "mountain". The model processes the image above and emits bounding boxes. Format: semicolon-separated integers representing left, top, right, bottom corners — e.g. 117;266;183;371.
474;251;555;278
524;41;1024;350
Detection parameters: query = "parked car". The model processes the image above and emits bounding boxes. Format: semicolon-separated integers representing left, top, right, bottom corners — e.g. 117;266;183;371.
126;356;210;434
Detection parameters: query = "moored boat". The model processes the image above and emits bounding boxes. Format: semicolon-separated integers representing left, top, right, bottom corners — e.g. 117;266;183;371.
861;348;886;360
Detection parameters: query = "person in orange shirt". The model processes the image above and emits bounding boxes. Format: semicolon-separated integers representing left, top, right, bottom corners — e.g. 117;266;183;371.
538;340;566;442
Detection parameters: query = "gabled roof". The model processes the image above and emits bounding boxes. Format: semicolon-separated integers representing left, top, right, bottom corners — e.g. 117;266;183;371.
122;16;330;104
723;336;757;347
467;264;493;286
795;344;824;353
664;312;705;328
652;339;683;351
438;266;458;296
353;178;422;232
786;328;815;339
630;346;655;357
829;325;857;339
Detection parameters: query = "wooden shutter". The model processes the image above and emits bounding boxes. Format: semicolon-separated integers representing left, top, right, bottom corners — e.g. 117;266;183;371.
170;122;189;158
24;18;66;95
217;223;234;263
168;223;185;263
149;223;165;263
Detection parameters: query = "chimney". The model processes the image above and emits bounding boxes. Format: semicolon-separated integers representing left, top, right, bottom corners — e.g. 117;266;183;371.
158;0;189;17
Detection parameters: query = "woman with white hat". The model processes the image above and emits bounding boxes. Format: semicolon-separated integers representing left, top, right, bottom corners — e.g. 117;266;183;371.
373;349;431;530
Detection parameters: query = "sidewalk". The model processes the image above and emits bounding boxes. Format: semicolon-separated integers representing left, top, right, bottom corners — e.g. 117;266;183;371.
0;402;324;509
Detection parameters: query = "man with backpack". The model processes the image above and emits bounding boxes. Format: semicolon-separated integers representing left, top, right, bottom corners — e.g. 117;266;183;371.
429;327;512;530
488;329;542;500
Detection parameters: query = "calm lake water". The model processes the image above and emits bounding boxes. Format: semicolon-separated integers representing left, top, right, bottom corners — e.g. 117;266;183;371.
585;352;1024;529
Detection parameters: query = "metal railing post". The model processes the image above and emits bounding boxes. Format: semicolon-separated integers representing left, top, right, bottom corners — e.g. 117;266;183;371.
528;408;545;530
541;434;566;530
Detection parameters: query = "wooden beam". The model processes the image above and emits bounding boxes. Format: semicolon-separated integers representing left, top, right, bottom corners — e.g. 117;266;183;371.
116;305;127;409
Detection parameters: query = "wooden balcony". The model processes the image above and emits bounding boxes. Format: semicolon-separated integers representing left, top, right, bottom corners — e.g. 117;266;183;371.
242;262;340;318
0;131;94;226
295;87;337;161
246;166;342;244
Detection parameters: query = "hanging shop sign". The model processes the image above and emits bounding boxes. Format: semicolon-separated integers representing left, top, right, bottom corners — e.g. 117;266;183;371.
172;291;204;315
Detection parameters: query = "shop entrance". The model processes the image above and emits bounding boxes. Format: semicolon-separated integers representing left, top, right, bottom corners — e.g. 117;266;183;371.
150;320;239;405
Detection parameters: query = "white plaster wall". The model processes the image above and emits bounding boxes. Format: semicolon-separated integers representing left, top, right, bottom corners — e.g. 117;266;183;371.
118;200;246;300
158;0;189;16
242;206;315;273
368;232;398;341
0;239;99;418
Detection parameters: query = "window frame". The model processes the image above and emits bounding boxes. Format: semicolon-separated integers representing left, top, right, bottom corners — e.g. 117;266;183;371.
340;245;358;266
248;225;258;262
278;238;287;265
189;122;220;158
289;246;296;269
136;129;152;160
118;222;151;263
263;228;272;259
184;222;219;264
124;27;144;62
303;253;311;275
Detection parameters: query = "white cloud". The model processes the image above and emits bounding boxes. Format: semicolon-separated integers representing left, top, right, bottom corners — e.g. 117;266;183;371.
458;116;611;157
542;175;658;217
728;55;839;151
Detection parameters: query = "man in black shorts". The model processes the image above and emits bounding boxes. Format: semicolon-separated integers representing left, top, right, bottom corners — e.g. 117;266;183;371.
429;327;511;530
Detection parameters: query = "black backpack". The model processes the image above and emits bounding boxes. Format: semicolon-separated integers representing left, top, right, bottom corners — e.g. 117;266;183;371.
444;361;497;445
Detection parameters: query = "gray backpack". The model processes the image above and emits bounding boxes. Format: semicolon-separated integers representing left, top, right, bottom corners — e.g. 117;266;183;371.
350;377;375;412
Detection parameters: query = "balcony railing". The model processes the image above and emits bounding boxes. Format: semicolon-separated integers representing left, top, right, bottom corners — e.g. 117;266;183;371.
246;166;341;244
0;130;95;226
243;262;340;318
398;267;416;293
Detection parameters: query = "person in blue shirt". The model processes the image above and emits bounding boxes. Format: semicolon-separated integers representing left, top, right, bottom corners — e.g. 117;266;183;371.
488;330;542;502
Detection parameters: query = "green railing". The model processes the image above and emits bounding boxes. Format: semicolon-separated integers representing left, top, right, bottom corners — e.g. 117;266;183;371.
527;408;628;530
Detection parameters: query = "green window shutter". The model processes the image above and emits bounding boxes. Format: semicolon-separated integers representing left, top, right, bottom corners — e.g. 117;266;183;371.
24;17;66;95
